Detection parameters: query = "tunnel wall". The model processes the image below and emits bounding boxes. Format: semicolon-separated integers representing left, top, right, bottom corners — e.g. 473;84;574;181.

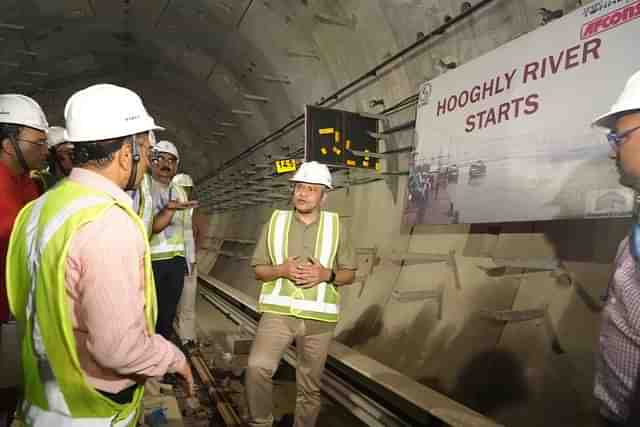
197;1;614;425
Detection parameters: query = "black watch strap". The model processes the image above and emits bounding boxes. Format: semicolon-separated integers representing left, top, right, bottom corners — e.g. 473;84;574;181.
329;269;336;283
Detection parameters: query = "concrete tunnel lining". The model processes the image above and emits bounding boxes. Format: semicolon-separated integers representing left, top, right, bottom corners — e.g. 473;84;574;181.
0;0;624;426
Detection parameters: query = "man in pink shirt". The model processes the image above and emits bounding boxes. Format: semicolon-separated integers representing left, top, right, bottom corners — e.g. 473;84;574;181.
6;84;193;425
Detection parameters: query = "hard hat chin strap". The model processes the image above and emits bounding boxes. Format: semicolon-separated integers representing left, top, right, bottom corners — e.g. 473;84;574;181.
9;136;30;174
124;136;141;192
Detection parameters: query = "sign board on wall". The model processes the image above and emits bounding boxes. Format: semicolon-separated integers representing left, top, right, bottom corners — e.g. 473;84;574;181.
305;105;380;170
405;0;640;225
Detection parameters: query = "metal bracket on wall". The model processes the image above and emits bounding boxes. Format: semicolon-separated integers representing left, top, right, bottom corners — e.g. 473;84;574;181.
390;250;461;290
354;247;379;297
367;131;386;140
478;257;562;278
347;148;387;159
478;305;564;354
481;258;604;312
313;12;357;29
490;256;560;271
549;270;604;313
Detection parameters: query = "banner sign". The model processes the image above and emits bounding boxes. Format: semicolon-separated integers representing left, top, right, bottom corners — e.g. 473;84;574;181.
405;0;640;225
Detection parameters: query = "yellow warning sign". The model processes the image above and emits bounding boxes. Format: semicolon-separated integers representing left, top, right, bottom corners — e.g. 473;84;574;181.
319;128;334;135
274;159;297;174
346;160;356;166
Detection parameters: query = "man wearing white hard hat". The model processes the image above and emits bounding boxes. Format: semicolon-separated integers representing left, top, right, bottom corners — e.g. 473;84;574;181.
6;84;193;427
46;125;74;181
31;125;75;192
170;173;208;350
149;141;199;351
246;161;356;427
593;70;640;427
0;93;49;427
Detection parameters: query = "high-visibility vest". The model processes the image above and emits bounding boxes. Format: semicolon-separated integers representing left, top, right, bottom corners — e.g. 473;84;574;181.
149;183;187;261
258;210;341;323
132;173;154;237
6;179;157;427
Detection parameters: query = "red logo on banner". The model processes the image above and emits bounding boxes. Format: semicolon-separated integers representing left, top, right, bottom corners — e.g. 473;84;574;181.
581;0;640;39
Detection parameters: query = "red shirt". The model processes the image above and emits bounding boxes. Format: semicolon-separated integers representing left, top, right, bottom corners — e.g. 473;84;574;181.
0;161;41;322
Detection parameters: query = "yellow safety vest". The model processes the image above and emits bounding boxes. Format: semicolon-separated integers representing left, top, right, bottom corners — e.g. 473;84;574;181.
149;184;187;261
6;179;157;427
134;173;154;237
258;210;341;323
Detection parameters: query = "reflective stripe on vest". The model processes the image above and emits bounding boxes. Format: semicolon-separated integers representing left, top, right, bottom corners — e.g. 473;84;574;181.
258;210;340;322
149;184;187;261
136;174;154;237
6;179;156;426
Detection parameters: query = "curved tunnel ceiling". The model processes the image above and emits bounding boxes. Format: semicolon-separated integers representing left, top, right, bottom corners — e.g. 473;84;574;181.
0;0;571;184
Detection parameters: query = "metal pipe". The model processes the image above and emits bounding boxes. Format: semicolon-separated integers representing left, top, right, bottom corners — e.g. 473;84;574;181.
196;0;496;185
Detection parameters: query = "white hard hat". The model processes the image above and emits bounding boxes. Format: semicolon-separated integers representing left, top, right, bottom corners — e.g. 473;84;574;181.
47;126;67;148
172;173;193;187
64;83;164;142
154;140;179;162
0;94;48;131
290;161;332;189
593;69;640;130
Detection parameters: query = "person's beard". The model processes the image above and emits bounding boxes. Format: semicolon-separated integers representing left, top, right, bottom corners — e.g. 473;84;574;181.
617;158;640;191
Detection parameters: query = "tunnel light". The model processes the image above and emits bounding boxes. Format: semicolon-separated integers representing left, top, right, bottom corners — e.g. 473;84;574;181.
231;109;253;116
0;23;25;30
0;61;20;67
211;131;226;137
25;71;48;76
14;81;34;86
260;74;291;84
243;93;270;103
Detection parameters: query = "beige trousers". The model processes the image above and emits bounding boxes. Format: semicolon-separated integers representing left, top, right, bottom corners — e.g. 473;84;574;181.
245;313;334;427
175;264;198;342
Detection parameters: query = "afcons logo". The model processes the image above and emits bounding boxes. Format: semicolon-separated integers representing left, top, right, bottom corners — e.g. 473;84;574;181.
581;0;640;39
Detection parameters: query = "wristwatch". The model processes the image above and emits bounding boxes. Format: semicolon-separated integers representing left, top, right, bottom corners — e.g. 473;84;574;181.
328;269;336;283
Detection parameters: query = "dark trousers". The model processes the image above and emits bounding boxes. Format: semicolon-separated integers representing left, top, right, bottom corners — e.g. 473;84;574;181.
152;257;186;340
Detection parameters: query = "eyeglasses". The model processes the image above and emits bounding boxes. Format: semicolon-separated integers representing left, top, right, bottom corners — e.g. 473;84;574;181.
607;125;640;151
16;138;48;148
152;154;177;166
293;183;322;194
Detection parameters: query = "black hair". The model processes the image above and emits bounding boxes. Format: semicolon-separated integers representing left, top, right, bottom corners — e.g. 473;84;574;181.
0;124;21;144
72;136;131;168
